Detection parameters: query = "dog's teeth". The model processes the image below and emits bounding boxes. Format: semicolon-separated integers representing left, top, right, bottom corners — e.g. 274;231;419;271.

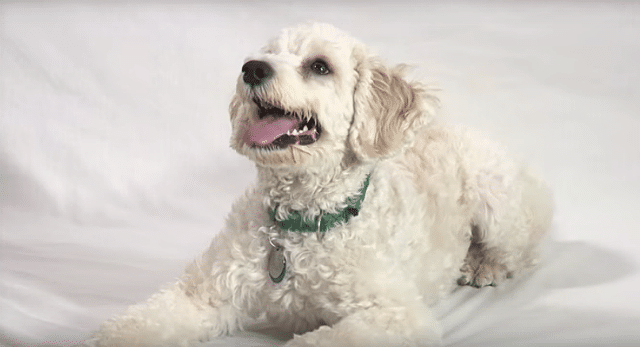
287;130;292;135
291;129;299;136
302;126;308;132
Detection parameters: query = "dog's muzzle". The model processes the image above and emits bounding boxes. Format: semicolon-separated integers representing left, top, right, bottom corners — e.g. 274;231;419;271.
240;60;322;150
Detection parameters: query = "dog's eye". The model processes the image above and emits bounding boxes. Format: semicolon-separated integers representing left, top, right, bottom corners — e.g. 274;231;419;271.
310;60;331;75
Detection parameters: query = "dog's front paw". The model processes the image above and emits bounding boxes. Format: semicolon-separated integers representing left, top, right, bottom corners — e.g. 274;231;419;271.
283;314;439;347
283;326;335;347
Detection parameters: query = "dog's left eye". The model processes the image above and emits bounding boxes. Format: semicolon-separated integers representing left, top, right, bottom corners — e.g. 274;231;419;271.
310;60;331;75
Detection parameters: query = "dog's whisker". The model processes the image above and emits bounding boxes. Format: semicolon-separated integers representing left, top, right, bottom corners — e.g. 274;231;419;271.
290;146;297;163
291;144;312;155
291;145;311;155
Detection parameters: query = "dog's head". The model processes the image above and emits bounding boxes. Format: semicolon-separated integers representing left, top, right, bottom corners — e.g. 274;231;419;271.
229;23;437;169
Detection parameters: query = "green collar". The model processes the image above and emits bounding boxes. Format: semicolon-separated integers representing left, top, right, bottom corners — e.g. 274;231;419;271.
268;174;371;233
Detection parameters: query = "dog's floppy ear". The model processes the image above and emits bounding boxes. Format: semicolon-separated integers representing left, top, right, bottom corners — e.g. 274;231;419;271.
349;53;437;161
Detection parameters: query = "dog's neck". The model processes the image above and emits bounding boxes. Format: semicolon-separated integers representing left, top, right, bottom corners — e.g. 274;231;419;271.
256;160;374;222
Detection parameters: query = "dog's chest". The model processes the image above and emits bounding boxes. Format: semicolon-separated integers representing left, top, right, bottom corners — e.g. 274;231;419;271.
259;201;430;311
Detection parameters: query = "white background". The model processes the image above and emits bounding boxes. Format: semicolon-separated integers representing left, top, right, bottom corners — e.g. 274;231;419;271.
1;1;639;346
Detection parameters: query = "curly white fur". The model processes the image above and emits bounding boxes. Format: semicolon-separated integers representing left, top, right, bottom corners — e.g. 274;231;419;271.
90;23;553;347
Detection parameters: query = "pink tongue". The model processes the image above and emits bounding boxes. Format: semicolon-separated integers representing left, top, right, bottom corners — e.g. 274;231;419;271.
245;116;300;147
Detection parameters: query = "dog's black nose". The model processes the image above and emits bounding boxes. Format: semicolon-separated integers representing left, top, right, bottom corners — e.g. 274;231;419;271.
242;60;273;87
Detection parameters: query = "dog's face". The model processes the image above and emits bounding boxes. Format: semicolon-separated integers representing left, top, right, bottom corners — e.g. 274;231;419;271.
229;23;436;169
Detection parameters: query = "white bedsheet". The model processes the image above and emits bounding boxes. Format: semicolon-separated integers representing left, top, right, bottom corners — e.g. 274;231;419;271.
1;2;639;346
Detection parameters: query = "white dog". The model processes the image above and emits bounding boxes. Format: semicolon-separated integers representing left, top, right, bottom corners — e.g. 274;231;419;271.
91;23;553;347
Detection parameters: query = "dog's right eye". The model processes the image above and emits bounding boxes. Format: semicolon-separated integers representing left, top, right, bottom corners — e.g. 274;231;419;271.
310;59;331;75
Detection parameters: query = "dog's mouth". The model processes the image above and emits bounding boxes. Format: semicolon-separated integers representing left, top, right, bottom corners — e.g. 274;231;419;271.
244;97;322;149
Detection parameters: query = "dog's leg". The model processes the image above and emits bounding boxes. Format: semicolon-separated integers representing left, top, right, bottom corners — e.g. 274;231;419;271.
90;277;240;347
459;167;553;288
90;194;269;347
284;304;441;347
90;238;258;347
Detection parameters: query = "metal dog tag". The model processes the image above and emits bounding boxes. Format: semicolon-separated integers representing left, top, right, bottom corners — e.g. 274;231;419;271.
268;244;286;283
